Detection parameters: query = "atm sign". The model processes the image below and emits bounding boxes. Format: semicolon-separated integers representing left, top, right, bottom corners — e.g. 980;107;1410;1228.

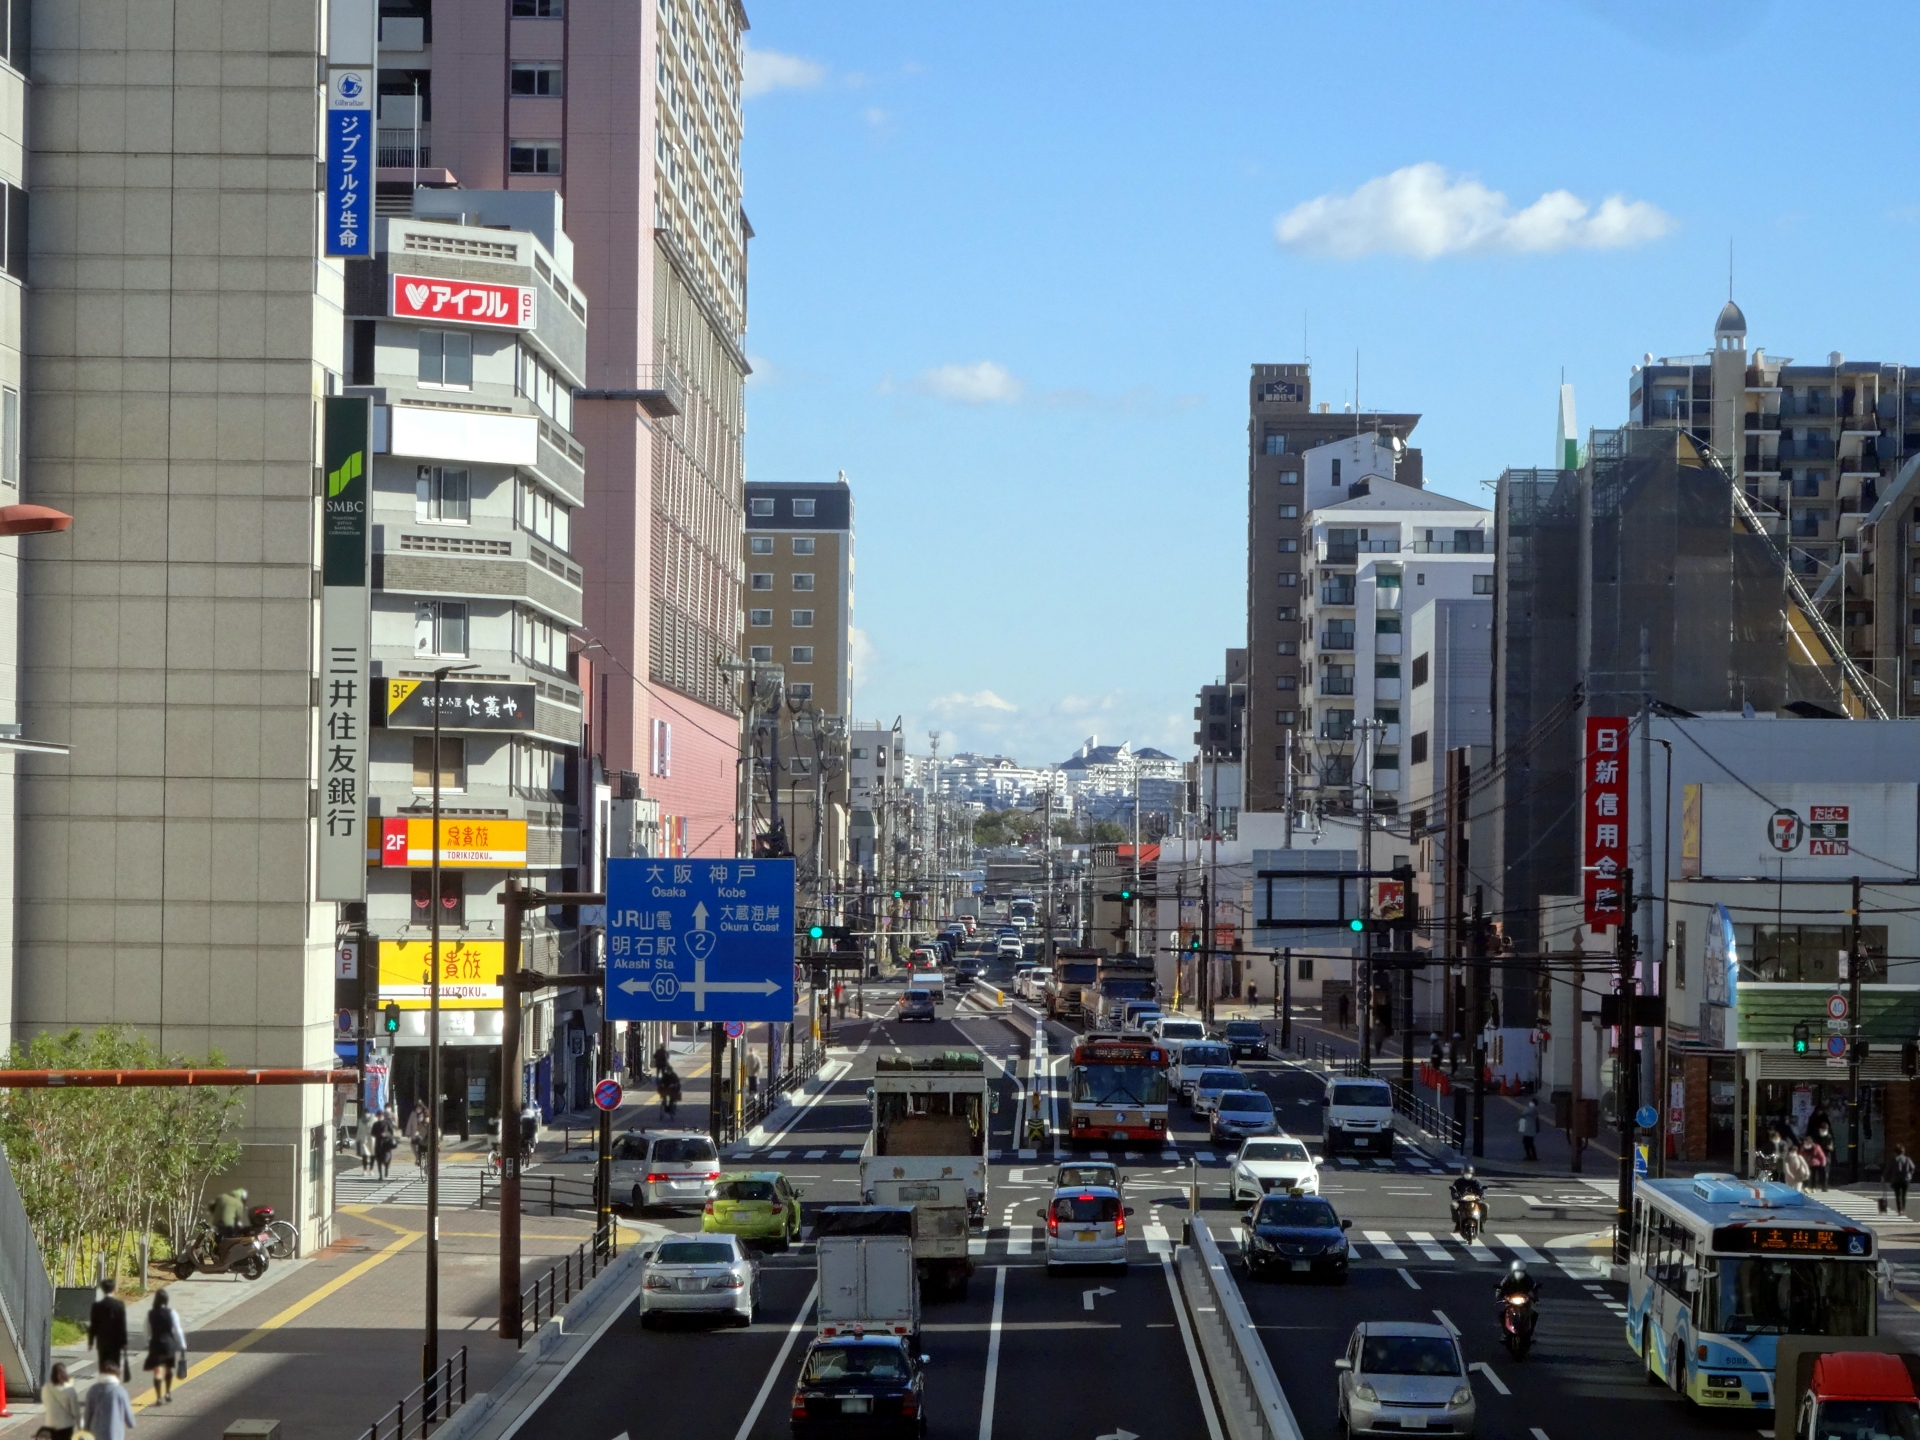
1808;805;1850;857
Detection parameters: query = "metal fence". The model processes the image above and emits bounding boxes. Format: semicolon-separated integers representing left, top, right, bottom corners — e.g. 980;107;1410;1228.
0;1147;51;1394
517;1223;615;1346
479;1167;597;1215
1337;1057;1464;1151
729;1032;826;1142
358;1345;467;1440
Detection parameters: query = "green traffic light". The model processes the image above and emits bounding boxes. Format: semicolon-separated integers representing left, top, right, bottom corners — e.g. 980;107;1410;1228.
1349;918;1366;932
808;925;825;940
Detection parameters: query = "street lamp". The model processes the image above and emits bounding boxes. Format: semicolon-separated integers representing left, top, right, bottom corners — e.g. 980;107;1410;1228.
424;659;476;1407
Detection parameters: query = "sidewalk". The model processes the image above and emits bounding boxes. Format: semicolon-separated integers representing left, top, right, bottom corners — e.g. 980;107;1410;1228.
3;1204;636;1440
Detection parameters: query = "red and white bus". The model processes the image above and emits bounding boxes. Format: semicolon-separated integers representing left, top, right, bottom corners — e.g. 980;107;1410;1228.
1068;1035;1171;1146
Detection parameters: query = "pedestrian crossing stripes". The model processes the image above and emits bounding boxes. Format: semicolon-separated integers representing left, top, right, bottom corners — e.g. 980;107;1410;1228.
823;1225;1589;1266
335;1172;491;1208
731;1144;1445;1172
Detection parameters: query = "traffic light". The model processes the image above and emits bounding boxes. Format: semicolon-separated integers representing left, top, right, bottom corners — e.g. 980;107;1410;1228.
1347;917;1398;934
383;1001;401;1035
1186;931;1201;951
808;924;826;941
1903;1040;1919;1078
892;889;904;900
1792;1021;1810;1055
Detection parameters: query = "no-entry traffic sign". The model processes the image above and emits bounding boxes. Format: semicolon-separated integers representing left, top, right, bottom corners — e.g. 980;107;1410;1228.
592;1077;623;1112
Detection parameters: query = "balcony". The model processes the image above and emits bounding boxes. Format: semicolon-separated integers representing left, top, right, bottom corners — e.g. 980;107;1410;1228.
575;364;684;420
1321;675;1355;696
1406;538;1486;554
1375;586;1402;611
1319;629;1356;651
1319;724;1354;743
1375;633;1402;657
1376;678;1402;702
1381;723;1401;746
378;125;432;169
1357;539;1400;553
1744;413;1782;431
1320;544;1359;566
1319;586;1357;607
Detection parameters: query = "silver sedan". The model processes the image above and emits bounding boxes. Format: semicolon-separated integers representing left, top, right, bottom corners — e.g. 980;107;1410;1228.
1336;1321;1476;1438
637;1234;761;1327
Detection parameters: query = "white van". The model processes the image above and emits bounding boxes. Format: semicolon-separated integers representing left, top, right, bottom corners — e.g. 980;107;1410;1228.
908;962;946;1003
1169;1040;1233;1104
1322;1076;1396;1157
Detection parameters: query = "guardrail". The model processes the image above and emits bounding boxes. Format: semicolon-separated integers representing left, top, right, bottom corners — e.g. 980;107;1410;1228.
1336;1057;1463;1151
358;1344;467;1440
516;1223;615;1347
1178;1218;1303;1440
480;1167;597;1214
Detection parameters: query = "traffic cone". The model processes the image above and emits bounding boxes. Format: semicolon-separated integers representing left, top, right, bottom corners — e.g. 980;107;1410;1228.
0;1361;10;1415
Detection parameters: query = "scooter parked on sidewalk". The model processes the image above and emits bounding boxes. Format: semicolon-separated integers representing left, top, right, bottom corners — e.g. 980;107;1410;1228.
170;1221;272;1281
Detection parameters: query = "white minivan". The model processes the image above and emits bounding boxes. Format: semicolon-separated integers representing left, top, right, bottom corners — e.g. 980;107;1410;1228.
1039;1185;1133;1273
1322;1076;1396;1157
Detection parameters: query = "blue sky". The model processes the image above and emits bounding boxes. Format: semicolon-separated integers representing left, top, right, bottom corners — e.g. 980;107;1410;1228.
738;0;1920;767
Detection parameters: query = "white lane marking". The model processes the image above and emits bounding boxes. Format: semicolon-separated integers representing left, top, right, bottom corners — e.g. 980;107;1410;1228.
1364;1230;1407;1260
803;1150;827;1160
1007;1225;1033;1255
1496;1234;1547;1265
1471;1361;1510;1396
1530;1430;1551;1440
1092;1150;1110;1158
1144;1223;1172;1256
769;1151;789;1160
1433;1308;1460;1336
1196;1151;1217;1162
1160;1253;1227;1440
1406;1231;1453;1261
1397;1267;1422;1290
968;1237;987;1255
730;1281;821;1440
1083;1285;1116;1311
757;1058;854;1152
1465;1238;1499;1263
977;1266;1007;1440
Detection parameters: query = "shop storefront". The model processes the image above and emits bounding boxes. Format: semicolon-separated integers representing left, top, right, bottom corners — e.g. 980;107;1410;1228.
379;936;507;1140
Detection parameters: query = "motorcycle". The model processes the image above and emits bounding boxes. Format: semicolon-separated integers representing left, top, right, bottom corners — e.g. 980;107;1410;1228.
1453;1194;1488;1243
170;1221;272;1281
1500;1293;1536;1360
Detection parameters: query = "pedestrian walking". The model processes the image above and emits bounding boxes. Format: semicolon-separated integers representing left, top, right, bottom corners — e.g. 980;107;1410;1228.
404;1099;426;1167
1782;1144;1812;1192
89;1276;129;1375
652;1042;670;1078
520;1100;540;1153
1428;1034;1443;1071
664;1068;683;1120
141;1289;187;1405
40;1360;80;1440
371;1111;397;1181
355;1106;373;1174
1518;1096;1542;1162
1893;1145;1917;1216
1803;1136;1829;1192
746;1049;762;1100
82;1363;135;1440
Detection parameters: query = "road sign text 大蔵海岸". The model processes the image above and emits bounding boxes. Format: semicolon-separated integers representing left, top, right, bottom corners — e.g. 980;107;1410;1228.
604;857;797;1023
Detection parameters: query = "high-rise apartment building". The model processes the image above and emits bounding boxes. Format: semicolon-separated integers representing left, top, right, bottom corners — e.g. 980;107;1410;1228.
1244;364;1420;813
1630;300;1920;716
428;0;750;858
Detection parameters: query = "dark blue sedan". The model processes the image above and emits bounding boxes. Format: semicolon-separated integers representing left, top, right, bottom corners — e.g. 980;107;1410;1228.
1242;1195;1352;1284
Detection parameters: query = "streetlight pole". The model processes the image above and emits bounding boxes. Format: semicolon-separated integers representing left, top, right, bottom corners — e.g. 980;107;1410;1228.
424;659;474;1404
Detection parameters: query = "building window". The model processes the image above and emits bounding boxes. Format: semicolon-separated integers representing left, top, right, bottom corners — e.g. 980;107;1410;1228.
1416;572;1426;585
793;536;815;555
750;497;775;516
1276;573;1298;587
749;573;773;591
416;466;470;524
514;607;564;670
414;601;468;657
516;479;571;551
1275;676;1297;691
791;609;814;627
511;0;561;13
749;609;772;627
1276;641;1296;656
1278;504;1298;519
1275;712;1295;727
749;645;773;662
1411;653;1429;688
412;735;465;791
750;535;774;555
412;870;465;927
1;387;15;486
1278;539;1298;553
510;62;563;96
1280;471;1299;486
1472;573;1495;595
417;329;472;388
1263;432;1286;455
1410;731;1429;765
791;573;815;591
508;141;562;175
1375;661;1400;678
1330;458;1342;485
1375;613;1401;633
651;717;672;777
791;498;817;518
789;683;813;702
1296;955;1313;981
1276;606;1298;620
790;646;814;664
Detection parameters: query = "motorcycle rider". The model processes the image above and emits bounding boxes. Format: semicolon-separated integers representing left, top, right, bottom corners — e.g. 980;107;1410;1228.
209;1188;250;1240
1449;1166;1486;1234
1495;1259;1539;1329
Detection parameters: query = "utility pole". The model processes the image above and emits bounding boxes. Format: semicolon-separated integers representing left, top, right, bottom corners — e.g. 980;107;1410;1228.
1401;894;1417;1088
1282;727;1294;849
1358;720;1376;1069
1469;887;1488;1158
1280;947;1293;1051
1201;873;1213;1028
1614;866;1639;1264
1570;943;1585;1175
1444;749;1466;1072
1637;627;1659;1172
1132;766;1142;957
1848;873;1863;1183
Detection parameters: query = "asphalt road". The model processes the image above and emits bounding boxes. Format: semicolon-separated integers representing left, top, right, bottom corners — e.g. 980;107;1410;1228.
510;940;1902;1440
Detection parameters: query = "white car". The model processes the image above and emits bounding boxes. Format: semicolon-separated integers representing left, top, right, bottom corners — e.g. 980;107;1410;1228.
613;1130;721;1213
1152;1018;1208;1045
1230;1136;1321;1202
1190;1067;1252;1117
1038;1185;1132;1273
1170;1041;1234;1103
637;1233;761;1327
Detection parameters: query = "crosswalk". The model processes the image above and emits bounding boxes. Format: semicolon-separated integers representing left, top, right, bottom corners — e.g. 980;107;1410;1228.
732;1144;1444;1173
336;1171;492;1208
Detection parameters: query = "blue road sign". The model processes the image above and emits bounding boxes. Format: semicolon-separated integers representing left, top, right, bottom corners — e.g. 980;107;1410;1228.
1635;1104;1659;1130
592;1077;623;1112
1827;1033;1848;1059
605;857;797;1023
723;1021;745;1040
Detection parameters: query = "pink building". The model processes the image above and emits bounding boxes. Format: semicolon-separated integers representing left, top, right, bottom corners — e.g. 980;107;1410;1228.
412;0;750;856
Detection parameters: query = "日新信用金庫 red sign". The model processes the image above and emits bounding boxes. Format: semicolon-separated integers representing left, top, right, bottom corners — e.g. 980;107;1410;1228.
389;272;536;329
1583;717;1628;929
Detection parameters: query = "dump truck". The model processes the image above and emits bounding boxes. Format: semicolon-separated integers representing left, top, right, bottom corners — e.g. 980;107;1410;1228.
1046;948;1103;1022
861;1051;990;1297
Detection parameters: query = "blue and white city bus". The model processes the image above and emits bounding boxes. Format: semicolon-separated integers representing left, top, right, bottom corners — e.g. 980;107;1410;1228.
1627;1175;1877;1410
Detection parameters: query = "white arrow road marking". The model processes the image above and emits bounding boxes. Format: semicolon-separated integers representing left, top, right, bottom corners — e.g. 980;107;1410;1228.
1471;1361;1510;1396
1097;1431;1141;1439
1530;1430;1551;1440
1083;1285;1116;1311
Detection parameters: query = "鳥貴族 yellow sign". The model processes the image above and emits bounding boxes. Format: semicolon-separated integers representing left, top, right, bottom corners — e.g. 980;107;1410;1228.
379;938;504;1008
370;817;528;868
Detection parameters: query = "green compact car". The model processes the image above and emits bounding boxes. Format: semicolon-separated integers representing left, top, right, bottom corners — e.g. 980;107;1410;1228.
701;1171;803;1249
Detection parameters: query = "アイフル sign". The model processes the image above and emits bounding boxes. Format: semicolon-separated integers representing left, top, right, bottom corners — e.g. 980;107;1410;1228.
389;272;536;330
1582;716;1628;929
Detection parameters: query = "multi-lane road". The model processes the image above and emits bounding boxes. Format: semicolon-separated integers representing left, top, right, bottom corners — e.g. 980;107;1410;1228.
503;937;1920;1440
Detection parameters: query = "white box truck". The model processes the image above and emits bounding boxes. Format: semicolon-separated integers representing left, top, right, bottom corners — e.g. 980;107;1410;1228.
813;1206;920;1342
862;1052;990;1297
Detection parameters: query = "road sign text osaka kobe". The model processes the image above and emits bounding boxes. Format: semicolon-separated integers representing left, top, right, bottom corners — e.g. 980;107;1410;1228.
604;857;796;1023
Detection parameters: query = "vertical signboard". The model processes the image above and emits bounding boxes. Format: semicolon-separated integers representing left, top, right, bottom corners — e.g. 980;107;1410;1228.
1582;717;1628;929
325;69;374;257
318;396;372;901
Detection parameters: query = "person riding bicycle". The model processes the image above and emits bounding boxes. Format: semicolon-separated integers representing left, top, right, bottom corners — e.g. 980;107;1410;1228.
1495;1259;1539;1326
1449;1166;1485;1231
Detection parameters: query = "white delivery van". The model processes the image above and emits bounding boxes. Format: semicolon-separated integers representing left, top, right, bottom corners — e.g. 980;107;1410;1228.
814;1207;921;1342
1321;1075;1396;1157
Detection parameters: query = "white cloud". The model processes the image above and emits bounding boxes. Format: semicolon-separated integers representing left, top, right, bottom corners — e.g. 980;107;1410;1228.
1275;162;1673;260
849;626;876;690
928;689;1018;715
742;45;825;99
916;361;1025;406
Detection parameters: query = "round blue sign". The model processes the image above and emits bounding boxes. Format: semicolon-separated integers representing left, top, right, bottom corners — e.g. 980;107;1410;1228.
1635;1104;1659;1129
592;1078;623;1112
724;1021;745;1040
1827;1034;1848;1059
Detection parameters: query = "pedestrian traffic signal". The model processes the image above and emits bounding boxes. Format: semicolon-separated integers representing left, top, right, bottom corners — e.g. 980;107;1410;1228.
383;1001;401;1035
1792;1021;1810;1055
1852;1039;1871;1065
1903;1040;1918;1077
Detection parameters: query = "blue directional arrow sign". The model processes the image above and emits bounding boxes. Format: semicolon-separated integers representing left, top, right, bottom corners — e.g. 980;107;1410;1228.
604;857;796;1023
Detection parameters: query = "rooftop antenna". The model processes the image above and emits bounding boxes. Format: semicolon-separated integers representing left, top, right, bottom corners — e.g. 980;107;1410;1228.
1303;308;1308;366
1728;238;1734;301
1354;350;1361;433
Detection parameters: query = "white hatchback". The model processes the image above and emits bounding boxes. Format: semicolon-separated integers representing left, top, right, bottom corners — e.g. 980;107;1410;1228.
1038;1185;1133;1273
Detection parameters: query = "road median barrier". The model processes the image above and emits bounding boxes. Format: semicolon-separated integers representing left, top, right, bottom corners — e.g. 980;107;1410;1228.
1175;1216;1303;1440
